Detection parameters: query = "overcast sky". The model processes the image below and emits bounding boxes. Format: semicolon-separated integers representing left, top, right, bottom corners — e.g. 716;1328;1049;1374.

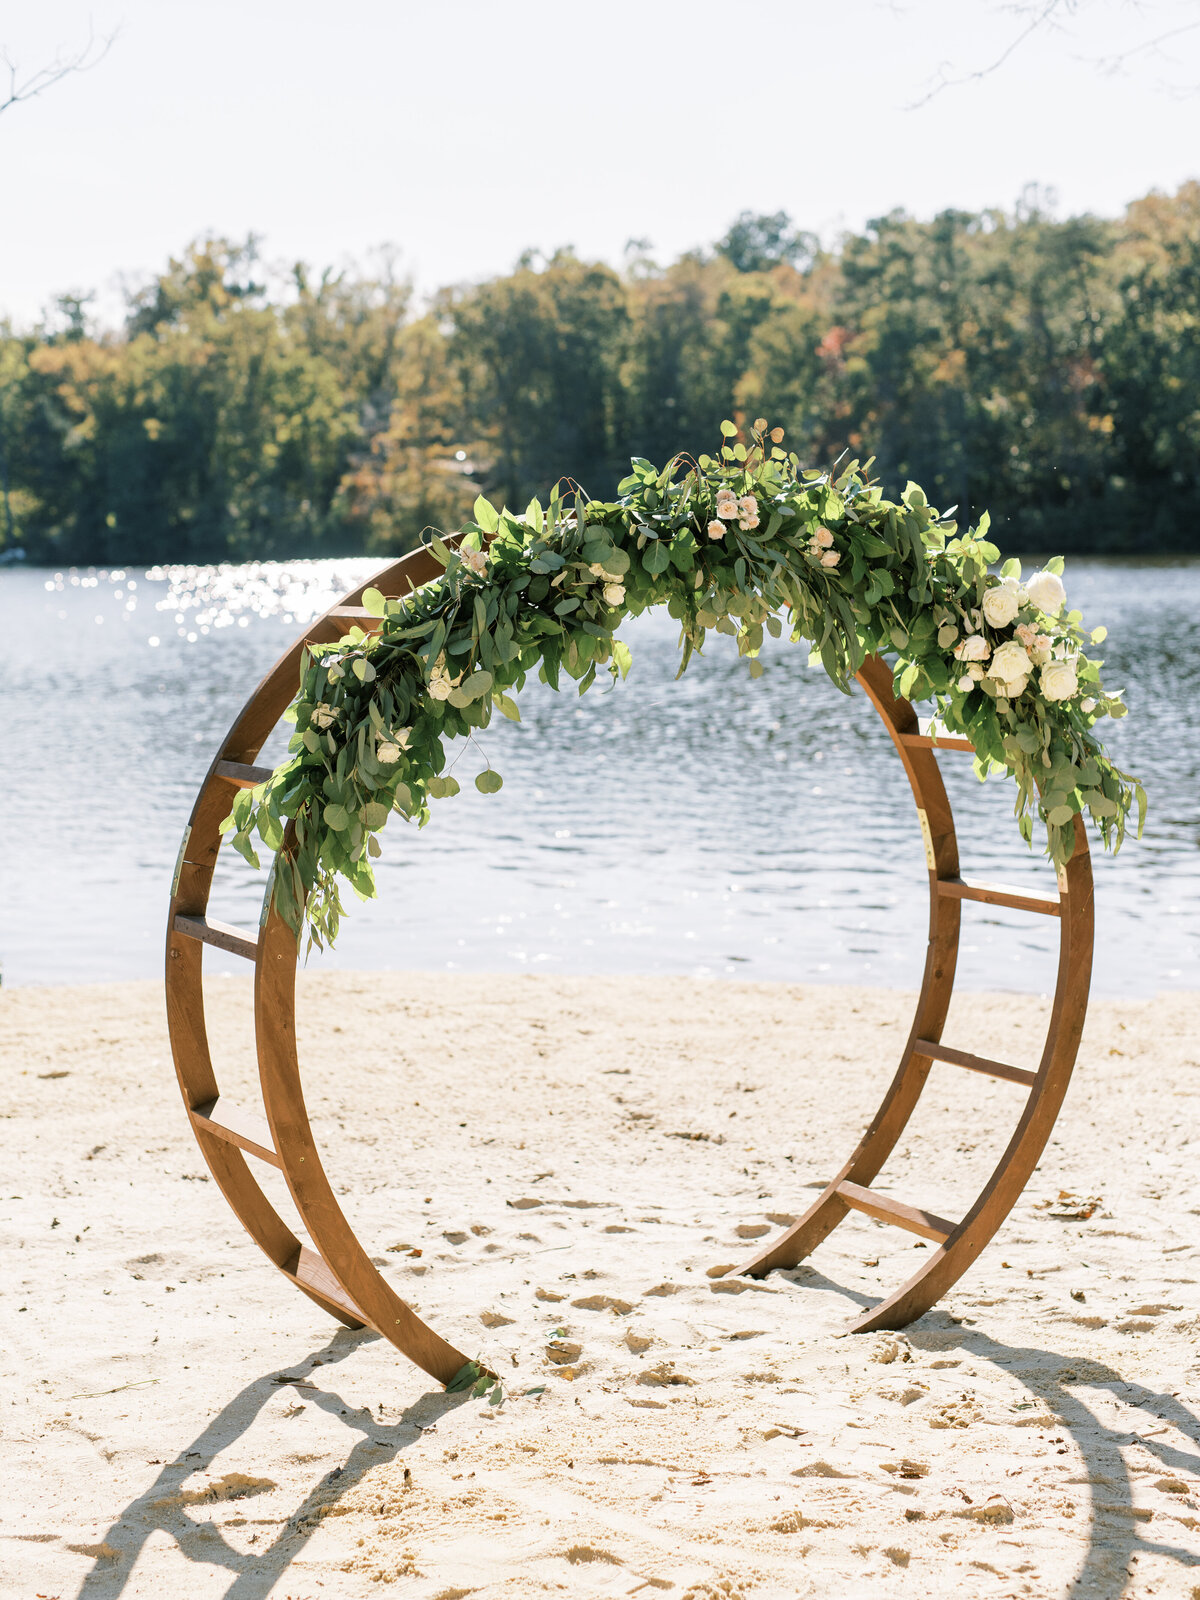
2;0;1198;327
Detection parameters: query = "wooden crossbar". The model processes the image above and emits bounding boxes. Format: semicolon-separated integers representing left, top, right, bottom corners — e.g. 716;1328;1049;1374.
191;1098;280;1166
937;875;1061;916
899;730;976;753
287;1246;375;1330
212;760;276;788
173;913;259;961
913;1039;1037;1088
836;1180;956;1243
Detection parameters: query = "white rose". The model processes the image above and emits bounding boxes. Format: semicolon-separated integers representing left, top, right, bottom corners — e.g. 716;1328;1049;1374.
377;742;402;764
717;499;739;520
820;550;840;568
588;562;607;577
739;513;760;531
956;674;975;693
1040;659;1079;702
813;526;834;549
1080;697;1097;714
428;674;453;701
310;703;336;729
1026;569;1067;615
990;640;1033;684
981;584;1020;628
459;546;489;577
707;520;726;541
954;634;990;662
1029;634;1053;666
1004;674;1029;698
603;583;626;606
738;495;757;515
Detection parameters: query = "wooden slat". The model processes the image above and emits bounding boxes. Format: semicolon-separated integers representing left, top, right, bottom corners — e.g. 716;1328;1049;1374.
289;1246;375;1329
173;913;259;961
898;718;977;752
328;606;383;624
836;1180;955;1243
191;1098;280;1167
913;1039;1037;1088
937;876;1061;917
212;760;275;788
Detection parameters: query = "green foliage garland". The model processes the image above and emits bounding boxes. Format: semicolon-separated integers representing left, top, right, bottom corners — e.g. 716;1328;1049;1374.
223;420;1145;948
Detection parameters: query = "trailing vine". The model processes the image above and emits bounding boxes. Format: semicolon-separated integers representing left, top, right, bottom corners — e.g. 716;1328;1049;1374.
223;419;1144;948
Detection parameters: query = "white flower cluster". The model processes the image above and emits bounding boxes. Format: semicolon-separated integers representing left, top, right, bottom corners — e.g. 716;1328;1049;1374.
376;727;412;765
807;524;840;569
587;561;625;607
428;653;463;701
944;566;1098;708
707;487;759;540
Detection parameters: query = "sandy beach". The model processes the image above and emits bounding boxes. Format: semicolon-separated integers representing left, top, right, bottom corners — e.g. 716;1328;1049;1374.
3;972;1199;1599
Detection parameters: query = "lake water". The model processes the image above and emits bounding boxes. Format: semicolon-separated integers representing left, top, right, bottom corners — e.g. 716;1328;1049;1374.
1;557;1196;996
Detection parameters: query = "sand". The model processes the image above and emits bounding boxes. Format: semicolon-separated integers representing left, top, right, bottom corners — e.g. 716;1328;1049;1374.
2;972;1199;1599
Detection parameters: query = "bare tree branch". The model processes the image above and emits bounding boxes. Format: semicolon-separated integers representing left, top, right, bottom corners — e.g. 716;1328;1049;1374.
0;21;120;118
907;0;1200;108
908;0;1073;109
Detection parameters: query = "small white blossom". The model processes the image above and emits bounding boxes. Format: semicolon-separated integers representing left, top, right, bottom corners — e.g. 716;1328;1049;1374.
1026;569;1067;615
739;514;760;531
603;583;626;606
820;549;840;568
1080;697;1097;714
738;494;758;516
956;673;976;693
717;500;739;520
428;654;461;701
377;742;403;764
459;546;489;577
1040;658;1079;702
813;526;834;549
310;703;336;729
707;520;726;541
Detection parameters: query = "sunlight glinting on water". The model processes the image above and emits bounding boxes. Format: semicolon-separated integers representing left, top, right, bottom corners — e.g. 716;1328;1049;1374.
2;558;1196;994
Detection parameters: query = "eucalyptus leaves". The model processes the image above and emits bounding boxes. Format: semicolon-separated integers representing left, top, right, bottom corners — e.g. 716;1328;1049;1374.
222;420;1144;948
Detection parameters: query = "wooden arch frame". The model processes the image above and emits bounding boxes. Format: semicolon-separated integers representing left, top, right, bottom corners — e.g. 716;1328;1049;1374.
166;540;1094;1386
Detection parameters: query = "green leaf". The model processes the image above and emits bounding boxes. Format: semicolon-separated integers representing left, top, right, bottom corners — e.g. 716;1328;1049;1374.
360;588;386;617
475;769;504;794
1047;804;1075;826
323;803;350;832
494;692;521;721
719;420;738;437
473;495;500;534
361;801;389;829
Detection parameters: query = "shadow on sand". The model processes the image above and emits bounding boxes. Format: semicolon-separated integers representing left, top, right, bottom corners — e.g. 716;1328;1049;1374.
73;1327;468;1600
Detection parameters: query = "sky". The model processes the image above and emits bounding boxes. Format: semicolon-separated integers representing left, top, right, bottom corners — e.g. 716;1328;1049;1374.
1;0;1198;328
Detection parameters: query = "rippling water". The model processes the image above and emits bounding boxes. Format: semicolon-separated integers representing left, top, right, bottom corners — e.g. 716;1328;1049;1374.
1;556;1196;995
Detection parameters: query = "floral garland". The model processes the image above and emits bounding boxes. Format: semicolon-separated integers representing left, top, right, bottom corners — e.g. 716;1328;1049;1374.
223;420;1144;948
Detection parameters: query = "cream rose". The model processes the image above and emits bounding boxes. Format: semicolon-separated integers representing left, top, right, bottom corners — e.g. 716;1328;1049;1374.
1080;697;1097;714
813;526;834;549
1026;569;1067;615
707;520;726;541
738;495;758;516
954;634;990;662
981;583;1020;629
1040;659;1079;702
377;742;402;764
820;550;840;568
603;583;626;606
990;640;1033;684
459;546;489;577
310;703;336;729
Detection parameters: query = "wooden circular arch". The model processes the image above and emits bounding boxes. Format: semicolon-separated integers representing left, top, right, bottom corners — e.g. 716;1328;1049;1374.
166;539;1095;1386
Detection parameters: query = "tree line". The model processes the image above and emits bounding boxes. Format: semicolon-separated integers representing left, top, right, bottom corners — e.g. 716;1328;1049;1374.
2;182;1197;565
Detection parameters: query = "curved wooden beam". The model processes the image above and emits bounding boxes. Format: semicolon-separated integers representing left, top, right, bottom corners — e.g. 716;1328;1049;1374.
165;552;1095;1372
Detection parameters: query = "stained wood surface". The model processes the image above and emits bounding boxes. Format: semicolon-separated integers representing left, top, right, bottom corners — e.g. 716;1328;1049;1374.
165;562;1094;1370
